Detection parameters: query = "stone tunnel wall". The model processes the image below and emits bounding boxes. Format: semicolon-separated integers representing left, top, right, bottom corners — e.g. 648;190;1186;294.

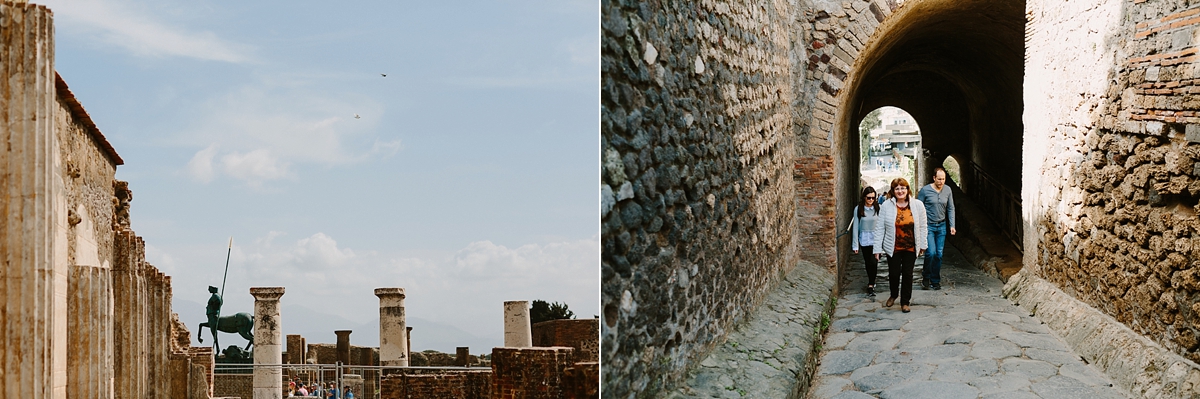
1024;0;1200;369
600;0;901;396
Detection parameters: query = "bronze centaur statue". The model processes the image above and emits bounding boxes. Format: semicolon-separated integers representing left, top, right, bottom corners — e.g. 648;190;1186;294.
198;312;254;350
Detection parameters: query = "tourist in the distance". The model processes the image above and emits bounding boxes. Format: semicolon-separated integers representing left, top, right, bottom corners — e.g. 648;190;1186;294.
874;178;928;313
851;186;882;296
297;383;309;397
917;167;956;290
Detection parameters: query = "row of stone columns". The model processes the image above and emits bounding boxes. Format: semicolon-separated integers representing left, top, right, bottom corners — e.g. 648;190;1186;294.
1;4;214;399
111;230;186;399
244;289;536;399
67;265;113;399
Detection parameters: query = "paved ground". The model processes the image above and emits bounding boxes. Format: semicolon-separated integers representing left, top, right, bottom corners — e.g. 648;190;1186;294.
810;244;1130;399
668;260;835;399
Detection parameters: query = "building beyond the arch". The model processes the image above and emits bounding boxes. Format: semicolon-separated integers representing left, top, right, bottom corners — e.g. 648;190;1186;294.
603;0;1200;397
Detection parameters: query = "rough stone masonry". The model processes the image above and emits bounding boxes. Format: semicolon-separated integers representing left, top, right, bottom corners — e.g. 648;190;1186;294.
604;0;1200;397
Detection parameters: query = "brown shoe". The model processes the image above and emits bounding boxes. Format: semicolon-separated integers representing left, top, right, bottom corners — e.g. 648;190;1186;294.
901;305;911;313
885;297;895;307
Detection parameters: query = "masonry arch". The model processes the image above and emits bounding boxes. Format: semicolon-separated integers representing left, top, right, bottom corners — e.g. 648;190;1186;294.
834;0;1026;277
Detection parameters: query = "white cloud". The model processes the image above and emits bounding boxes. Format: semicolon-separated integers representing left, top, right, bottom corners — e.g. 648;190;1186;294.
220;149;291;184
41;0;251;63
451;239;597;282
199;231;599;339
186;145;218;182
179;86;396;186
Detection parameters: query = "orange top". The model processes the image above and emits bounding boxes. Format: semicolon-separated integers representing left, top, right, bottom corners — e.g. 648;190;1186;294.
895;204;915;252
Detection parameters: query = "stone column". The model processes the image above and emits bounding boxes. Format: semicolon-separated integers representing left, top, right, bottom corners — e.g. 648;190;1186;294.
67;203;113;399
250;287;285;399
406;327;413;361
456;347;470;367
504;301;532;347
374;288;408;366
335;330;352;365
112;231;141;399
0;3;62;399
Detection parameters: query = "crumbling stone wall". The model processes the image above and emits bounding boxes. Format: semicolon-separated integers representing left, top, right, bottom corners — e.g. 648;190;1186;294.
1024;0;1200;368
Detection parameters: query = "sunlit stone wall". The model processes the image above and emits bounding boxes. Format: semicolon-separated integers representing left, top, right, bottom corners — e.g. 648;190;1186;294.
1024;0;1200;395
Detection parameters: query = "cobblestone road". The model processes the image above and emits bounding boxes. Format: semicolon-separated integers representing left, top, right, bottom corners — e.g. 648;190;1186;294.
810;245;1129;399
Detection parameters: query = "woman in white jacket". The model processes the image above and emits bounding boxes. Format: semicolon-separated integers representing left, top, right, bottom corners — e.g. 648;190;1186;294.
873;178;928;313
851;187;881;296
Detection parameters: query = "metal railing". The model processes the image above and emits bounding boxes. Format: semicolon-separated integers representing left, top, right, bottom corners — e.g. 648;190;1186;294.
963;161;1023;251
214;363;490;399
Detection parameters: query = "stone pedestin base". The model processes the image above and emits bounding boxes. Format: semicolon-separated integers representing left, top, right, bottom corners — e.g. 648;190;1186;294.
1003;269;1200;398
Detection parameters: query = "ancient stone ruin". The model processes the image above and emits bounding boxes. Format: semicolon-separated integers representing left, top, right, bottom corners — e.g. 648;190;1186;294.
603;0;1200;397
0;2;600;399
210;292;600;399
0;2;214;398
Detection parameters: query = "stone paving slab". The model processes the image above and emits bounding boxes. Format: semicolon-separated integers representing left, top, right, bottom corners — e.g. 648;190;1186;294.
810;245;1128;399
666;260;835;398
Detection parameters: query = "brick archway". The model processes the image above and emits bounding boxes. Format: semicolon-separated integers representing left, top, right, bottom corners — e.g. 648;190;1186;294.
829;0;1025;285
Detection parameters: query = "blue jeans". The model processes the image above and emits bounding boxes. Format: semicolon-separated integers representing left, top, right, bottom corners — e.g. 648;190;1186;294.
923;221;948;285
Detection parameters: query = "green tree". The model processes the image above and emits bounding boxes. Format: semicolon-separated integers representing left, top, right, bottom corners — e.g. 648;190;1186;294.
530;300;575;325
859;108;882;162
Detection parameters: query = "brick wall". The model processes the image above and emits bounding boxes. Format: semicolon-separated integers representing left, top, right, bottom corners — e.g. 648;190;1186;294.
380;370;491;399
531;319;599;362
304;343;376;365
563;362;599;399
213;374;252;399
794;155;837;270
492;347;573;399
307;343;337;364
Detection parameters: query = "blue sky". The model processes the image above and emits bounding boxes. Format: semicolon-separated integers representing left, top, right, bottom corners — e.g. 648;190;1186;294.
43;0;598;350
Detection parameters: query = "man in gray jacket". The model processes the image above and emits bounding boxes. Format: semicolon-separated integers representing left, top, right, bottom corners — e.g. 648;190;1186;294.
916;168;955;290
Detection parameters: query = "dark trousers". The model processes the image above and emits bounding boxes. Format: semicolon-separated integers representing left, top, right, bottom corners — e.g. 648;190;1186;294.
888;250;917;305
860;245;878;286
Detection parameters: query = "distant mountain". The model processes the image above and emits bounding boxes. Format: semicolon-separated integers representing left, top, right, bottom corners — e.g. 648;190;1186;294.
173;298;498;354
